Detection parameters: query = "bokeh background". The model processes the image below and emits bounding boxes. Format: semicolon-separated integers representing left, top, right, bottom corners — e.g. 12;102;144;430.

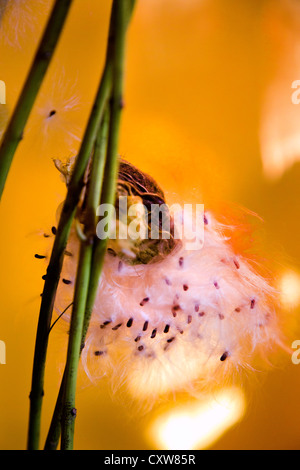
0;0;300;450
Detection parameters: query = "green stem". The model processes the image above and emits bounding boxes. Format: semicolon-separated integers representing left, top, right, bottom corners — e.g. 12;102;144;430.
0;0;74;200
85;108;110;238
27;45;112;453
60;240;93;450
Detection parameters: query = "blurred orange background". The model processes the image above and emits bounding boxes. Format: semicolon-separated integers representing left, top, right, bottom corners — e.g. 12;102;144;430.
0;0;300;450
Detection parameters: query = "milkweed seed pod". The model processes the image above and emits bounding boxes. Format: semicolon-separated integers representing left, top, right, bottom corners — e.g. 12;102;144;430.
52;159;283;400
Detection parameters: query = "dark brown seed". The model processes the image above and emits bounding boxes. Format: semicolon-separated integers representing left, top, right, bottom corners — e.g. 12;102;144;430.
94;350;105;356
183;284;189;291
164;324;170;334
62;279;72;285
234;259;240;269
112;323;122;331
127;318;133;328
179;257;184;268
135;336;141;342
143;321;149;331
140;297;149;306
138;345;144;352
250;299;256;309
150;329;157;339
235;307;241;313
100;320;111;329
220;352;229;362
167;337;175;343
187;315;192;324
51;226;57;235
199;311;205;317
195;304;200;312
173;304;181;311
214;281;220;289
172;305;181;317
35;254;46;259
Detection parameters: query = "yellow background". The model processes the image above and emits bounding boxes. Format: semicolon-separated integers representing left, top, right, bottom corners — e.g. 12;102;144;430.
0;0;300;449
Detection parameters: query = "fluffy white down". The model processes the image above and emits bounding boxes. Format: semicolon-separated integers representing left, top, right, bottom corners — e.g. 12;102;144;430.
54;206;281;400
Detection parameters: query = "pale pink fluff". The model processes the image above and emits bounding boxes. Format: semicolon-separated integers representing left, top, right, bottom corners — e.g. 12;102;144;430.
54;205;282;401
0;0;50;47
28;67;81;158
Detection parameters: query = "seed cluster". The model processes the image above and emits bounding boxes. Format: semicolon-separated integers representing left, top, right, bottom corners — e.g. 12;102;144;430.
47;210;280;399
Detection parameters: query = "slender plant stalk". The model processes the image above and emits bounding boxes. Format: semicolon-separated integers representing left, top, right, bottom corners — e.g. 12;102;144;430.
27;45;112;453
44;109;110;450
0;0;74;200
85;109;110;237
60;240;93;450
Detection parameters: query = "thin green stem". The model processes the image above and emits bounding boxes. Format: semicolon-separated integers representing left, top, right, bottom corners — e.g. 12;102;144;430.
85;108;110;238
0;0;74;200
60;240;93;450
27;49;112;453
